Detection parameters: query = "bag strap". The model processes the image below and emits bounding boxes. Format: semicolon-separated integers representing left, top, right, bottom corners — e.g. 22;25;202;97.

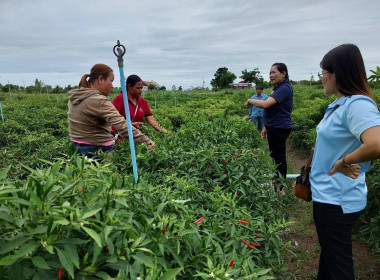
305;148;314;169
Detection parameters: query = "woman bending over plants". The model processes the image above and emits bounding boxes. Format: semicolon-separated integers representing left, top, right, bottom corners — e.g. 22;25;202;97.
112;74;170;141
68;64;155;158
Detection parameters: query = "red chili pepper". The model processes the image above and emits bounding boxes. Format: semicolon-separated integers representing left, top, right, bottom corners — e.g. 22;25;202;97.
361;219;368;224
224;170;227;174
168;167;171;173
194;217;204;224
92;215;96;219
228;259;234;267
58;268;63;280
163;225;167;234
255;233;262;238
242;239;254;249
224;159;227;165
195;130;199;135
79;187;83;192
213;149;217;152
191;162;195;166
233;153;240;157
238;220;249;225
117;173;121;179
250;242;261;247
206;164;210;169
251;150;255;154
236;191;240;195
8;170;13;175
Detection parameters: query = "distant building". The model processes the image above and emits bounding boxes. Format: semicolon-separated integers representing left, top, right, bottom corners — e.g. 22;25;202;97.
229;81;252;90
142;80;161;91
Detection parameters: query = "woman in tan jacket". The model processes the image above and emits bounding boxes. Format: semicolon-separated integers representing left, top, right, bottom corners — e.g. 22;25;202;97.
68;63;155;158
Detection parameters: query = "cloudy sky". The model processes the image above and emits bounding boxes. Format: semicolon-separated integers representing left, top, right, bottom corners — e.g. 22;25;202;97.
0;0;379;90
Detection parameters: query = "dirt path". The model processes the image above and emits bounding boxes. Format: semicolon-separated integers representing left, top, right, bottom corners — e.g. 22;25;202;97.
282;143;380;279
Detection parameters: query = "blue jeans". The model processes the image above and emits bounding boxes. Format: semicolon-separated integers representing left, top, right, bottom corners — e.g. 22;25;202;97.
73;143;114;158
251;115;264;131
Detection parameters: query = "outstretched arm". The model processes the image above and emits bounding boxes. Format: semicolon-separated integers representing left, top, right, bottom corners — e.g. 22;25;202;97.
246;96;277;109
146;116;171;134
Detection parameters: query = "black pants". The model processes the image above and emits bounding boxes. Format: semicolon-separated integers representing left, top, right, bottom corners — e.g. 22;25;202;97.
266;126;291;184
313;202;361;280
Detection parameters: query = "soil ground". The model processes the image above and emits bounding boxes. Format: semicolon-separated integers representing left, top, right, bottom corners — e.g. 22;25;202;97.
280;143;380;280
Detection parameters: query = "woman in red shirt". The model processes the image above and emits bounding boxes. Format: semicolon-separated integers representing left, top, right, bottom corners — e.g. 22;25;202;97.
112;75;170;139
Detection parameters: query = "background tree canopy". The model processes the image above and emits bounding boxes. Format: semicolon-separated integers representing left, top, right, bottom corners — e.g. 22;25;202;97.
210;67;236;90
240;68;264;84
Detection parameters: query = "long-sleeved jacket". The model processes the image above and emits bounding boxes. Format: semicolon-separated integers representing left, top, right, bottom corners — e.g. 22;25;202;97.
68;88;151;145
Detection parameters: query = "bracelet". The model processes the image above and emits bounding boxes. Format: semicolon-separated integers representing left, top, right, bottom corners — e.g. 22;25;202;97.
341;155;352;167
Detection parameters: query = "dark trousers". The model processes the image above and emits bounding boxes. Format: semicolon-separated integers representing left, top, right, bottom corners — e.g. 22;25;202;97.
73;143;114;159
266;126;291;184
313;202;361;280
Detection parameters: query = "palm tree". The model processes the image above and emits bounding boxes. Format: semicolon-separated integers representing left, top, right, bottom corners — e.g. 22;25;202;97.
368;66;380;88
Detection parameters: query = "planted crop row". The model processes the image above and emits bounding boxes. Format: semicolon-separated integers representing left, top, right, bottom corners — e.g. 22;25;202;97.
0;90;290;279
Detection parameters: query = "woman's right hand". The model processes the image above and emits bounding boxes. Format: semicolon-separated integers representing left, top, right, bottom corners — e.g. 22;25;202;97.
132;122;143;129
328;159;361;179
147;140;156;148
261;127;267;139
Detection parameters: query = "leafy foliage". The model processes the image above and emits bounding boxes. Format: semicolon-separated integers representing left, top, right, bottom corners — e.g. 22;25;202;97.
210;67;237;90
240;69;263;85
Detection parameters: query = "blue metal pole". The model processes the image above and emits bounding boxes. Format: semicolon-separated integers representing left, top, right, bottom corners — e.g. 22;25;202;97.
0;102;4;121
113;41;138;183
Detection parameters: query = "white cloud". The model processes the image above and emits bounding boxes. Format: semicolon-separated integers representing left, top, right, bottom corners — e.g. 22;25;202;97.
0;0;379;89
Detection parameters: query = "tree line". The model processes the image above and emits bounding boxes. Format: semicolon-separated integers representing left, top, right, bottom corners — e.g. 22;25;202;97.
210;66;380;90
0;79;76;94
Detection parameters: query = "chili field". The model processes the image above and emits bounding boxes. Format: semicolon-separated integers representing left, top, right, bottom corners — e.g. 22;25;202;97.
0;86;379;279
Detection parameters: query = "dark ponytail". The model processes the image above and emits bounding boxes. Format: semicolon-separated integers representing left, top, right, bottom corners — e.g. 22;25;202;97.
78;64;113;88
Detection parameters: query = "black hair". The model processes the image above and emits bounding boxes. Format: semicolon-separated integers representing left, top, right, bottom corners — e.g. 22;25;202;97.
320;44;373;100
272;63;289;79
256;85;264;90
126;74;142;89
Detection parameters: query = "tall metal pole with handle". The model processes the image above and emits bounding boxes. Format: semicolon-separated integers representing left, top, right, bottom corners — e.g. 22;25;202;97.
113;40;139;183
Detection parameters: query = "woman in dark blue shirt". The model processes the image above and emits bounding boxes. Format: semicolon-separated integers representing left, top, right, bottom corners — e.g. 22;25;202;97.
246;63;293;195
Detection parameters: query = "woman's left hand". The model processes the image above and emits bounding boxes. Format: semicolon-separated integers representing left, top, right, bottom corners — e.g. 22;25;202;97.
328;159;361;179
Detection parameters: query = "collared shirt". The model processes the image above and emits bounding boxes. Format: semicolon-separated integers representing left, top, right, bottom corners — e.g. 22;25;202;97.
264;79;293;129
249;93;268;117
310;95;380;213
111;93;153;135
112;93;152;122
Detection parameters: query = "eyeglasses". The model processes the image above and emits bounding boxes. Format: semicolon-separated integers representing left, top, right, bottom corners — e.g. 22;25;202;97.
318;71;329;79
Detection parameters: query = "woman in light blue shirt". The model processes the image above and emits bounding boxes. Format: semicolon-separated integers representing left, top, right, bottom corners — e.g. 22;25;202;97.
311;44;380;280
